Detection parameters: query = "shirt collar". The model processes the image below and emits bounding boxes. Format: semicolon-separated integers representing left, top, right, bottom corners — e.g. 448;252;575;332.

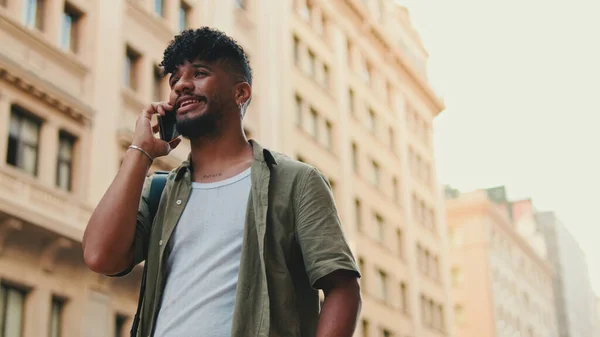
174;139;277;181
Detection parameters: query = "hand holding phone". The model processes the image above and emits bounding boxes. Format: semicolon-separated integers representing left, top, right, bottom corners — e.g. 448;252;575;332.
131;102;181;161
158;110;180;143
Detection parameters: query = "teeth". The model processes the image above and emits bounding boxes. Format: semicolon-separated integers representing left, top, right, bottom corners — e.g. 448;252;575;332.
181;100;199;107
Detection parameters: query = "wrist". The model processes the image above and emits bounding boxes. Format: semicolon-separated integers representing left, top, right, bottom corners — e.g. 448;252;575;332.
128;145;154;164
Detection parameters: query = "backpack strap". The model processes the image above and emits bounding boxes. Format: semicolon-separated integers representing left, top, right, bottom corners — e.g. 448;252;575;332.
130;171;169;337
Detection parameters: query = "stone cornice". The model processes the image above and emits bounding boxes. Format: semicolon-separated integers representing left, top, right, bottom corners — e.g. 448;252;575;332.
0;55;95;124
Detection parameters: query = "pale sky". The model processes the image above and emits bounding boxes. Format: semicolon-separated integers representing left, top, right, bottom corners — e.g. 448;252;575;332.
401;0;600;294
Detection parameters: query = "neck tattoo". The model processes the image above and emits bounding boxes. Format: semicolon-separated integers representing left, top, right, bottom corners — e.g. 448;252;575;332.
202;173;222;179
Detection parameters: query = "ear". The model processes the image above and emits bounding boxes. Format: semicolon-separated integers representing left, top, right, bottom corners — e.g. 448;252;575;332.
235;82;252;107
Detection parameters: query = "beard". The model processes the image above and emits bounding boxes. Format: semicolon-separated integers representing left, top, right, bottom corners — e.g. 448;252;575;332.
175;103;223;140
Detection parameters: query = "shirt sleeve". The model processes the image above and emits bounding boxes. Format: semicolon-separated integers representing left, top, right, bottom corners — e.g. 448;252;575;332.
295;167;361;288
108;175;153;277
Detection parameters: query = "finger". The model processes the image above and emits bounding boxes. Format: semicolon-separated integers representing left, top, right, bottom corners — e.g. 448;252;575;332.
157;104;166;116
152;123;160;134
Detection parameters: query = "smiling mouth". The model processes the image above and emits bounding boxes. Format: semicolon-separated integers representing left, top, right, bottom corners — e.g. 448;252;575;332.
180;99;202;108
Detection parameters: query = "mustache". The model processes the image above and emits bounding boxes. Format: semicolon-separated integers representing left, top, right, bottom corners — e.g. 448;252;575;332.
174;95;207;110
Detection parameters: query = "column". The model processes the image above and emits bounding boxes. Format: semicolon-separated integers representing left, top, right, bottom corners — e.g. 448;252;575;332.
0;92;11;166
333;29;356;246
38;119;59;187
166;0;180;32
87;0;126;204
44;0;65;45
23;284;51;337
139;56;153;102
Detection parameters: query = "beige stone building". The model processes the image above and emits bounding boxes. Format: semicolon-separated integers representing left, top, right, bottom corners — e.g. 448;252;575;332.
0;0;450;336
445;187;559;337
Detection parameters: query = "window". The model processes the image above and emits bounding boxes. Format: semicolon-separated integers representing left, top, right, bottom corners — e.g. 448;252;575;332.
243;127;252;139
115;314;127;337
376;269;388;302
371;160;380;186
421;295;430;326
24;0;44;30
454;304;465;326
358;258;365;285
361;60;372;85
351;142;358;172
346;39;353;66
299;0;312;22
451;267;462;287
154;0;165;17
57;132;75;191
235;0;246;9
361;319;369;337
153;66;164;101
309;108;318;138
0;283;27;337
295;94;303;126
400;282;408;314
381;329;392;337
124;46;141;91
7;106;41;175
179;2;191;31
375;214;384;242
307;50;316;77
322;64;330;88
293;36;300;65
348;88;355;114
325;121;333;149
435;304;445;330
397;229;404;258
49;297;65;337
392;177;399;203
368;108;376;132
355;198;362;230
388;127;395;152
432;256;439;280
61;4;82;53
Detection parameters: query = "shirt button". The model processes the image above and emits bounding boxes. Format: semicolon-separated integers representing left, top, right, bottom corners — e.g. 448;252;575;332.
159;240;163;246
176;199;182;205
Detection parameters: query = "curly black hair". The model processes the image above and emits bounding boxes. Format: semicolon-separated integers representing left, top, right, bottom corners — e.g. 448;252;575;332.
160;27;252;86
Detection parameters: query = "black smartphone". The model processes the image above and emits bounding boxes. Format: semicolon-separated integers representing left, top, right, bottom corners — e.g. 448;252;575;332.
158;111;180;143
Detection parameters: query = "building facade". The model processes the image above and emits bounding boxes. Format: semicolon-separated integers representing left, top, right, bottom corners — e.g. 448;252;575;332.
537;211;597;337
445;188;559;337
0;0;449;336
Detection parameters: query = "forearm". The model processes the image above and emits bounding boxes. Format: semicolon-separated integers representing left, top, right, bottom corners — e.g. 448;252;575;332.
316;282;362;337
82;149;151;274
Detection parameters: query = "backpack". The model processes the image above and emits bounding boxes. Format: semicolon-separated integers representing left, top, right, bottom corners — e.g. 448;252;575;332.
130;171;169;337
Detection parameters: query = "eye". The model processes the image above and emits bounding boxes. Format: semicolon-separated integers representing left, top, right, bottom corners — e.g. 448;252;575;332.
170;78;179;86
195;71;208;77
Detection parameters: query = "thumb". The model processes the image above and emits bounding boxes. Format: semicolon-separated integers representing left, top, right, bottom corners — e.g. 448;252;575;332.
167;138;182;153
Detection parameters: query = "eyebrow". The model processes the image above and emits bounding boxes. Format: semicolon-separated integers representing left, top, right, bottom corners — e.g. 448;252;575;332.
192;63;213;71
169;63;213;82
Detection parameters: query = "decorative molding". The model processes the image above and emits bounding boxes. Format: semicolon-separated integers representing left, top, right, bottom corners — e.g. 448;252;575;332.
0;13;88;76
0;218;23;255
40;237;73;272
0;56;95;124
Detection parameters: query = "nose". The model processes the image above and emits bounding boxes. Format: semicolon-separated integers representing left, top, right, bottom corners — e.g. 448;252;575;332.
173;75;194;95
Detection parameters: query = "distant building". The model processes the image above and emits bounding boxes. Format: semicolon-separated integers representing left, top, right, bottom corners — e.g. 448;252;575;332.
445;187;559;337
538;211;597;337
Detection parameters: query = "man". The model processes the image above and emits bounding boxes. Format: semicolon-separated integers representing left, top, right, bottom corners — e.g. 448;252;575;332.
82;27;361;337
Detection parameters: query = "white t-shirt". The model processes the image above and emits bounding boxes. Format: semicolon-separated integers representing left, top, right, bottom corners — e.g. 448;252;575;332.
153;167;251;337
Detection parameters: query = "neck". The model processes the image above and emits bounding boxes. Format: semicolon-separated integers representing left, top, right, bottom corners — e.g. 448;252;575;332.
188;126;252;177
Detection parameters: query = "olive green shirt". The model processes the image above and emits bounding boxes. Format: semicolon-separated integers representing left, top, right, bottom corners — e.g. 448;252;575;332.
118;140;360;337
